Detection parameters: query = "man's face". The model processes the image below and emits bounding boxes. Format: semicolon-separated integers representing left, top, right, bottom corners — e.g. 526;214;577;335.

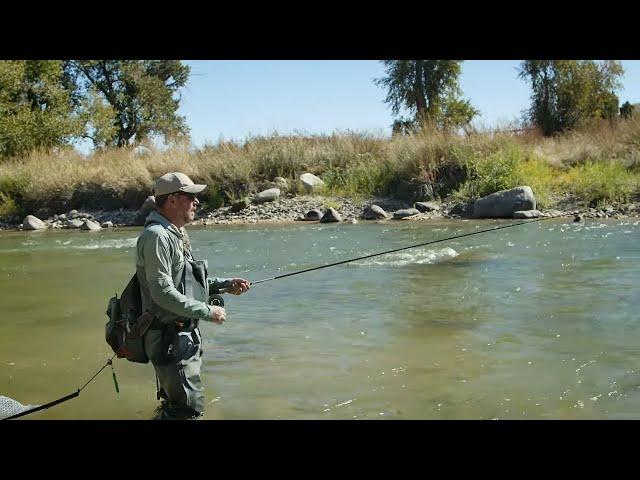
173;191;199;225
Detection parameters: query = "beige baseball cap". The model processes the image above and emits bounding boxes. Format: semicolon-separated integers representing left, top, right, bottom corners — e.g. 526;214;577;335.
153;172;207;196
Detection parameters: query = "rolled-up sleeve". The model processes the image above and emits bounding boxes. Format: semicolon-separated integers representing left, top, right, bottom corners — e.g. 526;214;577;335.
143;232;212;322
208;277;233;292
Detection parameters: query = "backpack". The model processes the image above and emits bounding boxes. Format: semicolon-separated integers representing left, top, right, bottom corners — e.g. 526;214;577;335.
105;273;154;363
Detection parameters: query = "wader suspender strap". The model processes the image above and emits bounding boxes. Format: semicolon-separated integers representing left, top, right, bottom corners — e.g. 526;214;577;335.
183;258;195;300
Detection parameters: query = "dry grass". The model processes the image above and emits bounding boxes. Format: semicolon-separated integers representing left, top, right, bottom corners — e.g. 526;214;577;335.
1;117;639;217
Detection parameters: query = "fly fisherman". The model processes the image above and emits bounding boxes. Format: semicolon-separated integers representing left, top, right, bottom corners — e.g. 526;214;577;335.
137;172;250;419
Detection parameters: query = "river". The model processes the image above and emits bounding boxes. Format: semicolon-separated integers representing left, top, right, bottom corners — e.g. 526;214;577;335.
1;217;639;419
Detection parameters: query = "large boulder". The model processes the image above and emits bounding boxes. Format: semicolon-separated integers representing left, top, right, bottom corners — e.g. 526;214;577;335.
252;188;280;204
393;208;420;219
361;204;388;220
300;173;325;193
320;208;342;223
23;215;47;230
473;186;536;218
134;196;157;225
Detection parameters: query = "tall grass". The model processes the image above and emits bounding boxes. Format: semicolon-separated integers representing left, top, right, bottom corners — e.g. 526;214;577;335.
1;116;640;217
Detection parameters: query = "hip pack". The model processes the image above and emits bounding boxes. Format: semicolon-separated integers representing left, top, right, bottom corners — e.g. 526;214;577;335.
105;273;154;363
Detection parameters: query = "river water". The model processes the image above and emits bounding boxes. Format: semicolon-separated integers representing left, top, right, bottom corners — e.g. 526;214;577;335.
1;217;639;419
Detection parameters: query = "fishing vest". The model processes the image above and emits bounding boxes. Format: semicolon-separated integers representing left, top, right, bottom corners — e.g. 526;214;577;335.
105;222;210;364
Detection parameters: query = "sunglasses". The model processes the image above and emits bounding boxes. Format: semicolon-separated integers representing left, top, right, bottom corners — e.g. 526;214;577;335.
175;192;198;201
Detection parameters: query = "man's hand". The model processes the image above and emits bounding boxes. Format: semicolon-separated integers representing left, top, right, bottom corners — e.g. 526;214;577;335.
228;278;251;295
210;305;226;324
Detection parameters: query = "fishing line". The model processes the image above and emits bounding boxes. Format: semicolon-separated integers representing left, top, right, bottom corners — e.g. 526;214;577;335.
2;353;117;420
251;211;584;286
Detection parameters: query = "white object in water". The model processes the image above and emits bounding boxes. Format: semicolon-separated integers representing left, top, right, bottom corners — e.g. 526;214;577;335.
0;395;39;419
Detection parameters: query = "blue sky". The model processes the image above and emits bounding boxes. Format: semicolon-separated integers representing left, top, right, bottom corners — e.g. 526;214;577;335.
178;60;640;148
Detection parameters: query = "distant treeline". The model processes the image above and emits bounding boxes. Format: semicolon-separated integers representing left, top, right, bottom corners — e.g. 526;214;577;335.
0;60;636;161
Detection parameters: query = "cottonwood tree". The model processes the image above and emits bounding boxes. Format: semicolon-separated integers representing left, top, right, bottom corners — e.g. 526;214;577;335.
375;60;478;133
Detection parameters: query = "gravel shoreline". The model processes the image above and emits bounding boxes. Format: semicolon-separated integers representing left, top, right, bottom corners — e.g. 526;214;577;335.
1;194;639;232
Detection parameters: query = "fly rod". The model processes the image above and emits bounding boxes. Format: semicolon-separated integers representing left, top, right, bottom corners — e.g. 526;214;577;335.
251;211;583;286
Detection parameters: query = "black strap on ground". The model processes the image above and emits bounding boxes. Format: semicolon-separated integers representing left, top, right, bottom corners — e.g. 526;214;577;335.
2;353;117;420
251;211;584;285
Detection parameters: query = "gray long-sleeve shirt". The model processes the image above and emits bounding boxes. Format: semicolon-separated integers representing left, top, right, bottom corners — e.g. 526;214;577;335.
135;210;232;324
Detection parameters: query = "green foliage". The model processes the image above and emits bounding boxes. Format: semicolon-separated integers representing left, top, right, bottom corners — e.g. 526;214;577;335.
200;183;226;209
375;60;478;132
323;161;397;197
0;192;19;216
0;172;29;216
0;61;83;159
519;60;624;136
562;161;637;205
64;60;190;148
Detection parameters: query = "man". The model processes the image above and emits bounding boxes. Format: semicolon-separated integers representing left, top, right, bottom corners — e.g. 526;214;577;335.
136;172;250;419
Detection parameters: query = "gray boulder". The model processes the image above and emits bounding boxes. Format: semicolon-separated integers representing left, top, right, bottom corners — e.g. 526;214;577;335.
393;208;421;219
513;209;542;219
101;221;114;228
320;208;342;223
23;215;47;230
302;209;323;221
473;186;536;218
66;218;84;229
300;173;325;193
361;204;388;220
134;196;157;225
252;188;280;204
81;219;102;230
414;201;440;213
68;209;80;219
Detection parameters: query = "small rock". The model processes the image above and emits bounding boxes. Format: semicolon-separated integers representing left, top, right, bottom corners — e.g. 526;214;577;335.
393;208;421;219
81;219;102;231
300;173;325;193
230;199;250;212
414;201;440;213
361;204;388;220
320;208;342;223
302;209;323;221
252;188;280;204
58;213;67;221
513;209;542;219
68;209;80;219
66;218;84;229
101;221;114;228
